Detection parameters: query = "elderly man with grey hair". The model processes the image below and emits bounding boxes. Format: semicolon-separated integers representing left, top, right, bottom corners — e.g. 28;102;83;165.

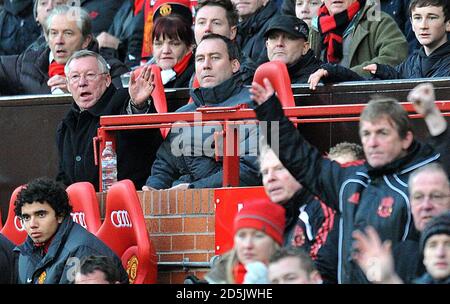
0;5;128;96
56;50;162;191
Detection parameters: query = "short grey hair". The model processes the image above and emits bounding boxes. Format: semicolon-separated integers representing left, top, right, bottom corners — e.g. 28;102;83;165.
45;5;92;39
408;162;450;190
64;50;110;75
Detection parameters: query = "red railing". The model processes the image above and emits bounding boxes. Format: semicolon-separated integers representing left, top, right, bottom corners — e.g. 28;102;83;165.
95;101;450;191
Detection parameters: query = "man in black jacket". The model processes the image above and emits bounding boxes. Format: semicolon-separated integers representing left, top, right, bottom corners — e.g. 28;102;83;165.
264;14;321;84
0;5;128;96
0;234;17;284
250;79;449;283
57;49;161;191
13;177;128;284
144;34;260;190
233;0;279;64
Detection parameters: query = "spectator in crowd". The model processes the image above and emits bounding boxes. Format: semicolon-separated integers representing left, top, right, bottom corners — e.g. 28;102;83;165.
309;0;408;78
74;255;122;284
393;162;450;282
78;0;126;36
31;0;67;49
205;199;285;283
150;15;194;88
264;15;322;83
260;141;364;283
364;0;450;79
97;0;144;68
353;212;450;284
13;177;128;284
232;0;279;64
131;0;193;65
0;0;40;55
0;234;17;284
193;0;257;85
308;0;450;86
328;141;365;164
268;246;322;283
281;0;322;29
56;50;162;191
0;5;128;96
143;34;260;190
250;80;449;283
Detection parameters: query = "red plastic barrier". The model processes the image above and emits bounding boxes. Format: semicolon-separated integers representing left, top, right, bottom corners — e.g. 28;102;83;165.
214;186;269;254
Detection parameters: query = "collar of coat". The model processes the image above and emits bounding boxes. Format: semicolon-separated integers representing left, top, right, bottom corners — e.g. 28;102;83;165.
190;72;244;107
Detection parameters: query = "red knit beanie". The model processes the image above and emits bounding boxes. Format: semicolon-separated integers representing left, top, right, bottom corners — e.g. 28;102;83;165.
152;0;193;24
233;199;286;245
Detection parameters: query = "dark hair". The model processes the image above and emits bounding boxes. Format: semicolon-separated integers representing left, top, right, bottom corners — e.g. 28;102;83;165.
152;15;194;47
198;33;241;61
328;142;365;161
14;177;72;218
359;97;412;140
409;0;450;21
196;0;239;27
269;247;317;276
77;255;121;284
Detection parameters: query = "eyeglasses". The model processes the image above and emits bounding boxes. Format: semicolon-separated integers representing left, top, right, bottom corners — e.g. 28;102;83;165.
411;192;450;205
68;72;107;84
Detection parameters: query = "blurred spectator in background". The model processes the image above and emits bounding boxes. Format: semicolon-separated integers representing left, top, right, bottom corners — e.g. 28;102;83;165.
78;0;125;36
74;255;122;284
309;0;408;77
268;246;322;283
0;5;128;96
232;0;279;64
0;0;40;55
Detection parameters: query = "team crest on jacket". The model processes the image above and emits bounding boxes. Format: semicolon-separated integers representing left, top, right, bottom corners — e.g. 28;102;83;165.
377;196;394;218
348;192;360;204
38;271;46;284
291;225;306;247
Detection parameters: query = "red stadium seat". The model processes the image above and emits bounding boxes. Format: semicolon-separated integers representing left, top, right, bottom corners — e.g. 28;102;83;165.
253;61;296;108
95;179;157;284
66;182;102;234
0;186;27;245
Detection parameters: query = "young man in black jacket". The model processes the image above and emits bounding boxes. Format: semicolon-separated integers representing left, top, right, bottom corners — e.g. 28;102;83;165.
250;79;449;283
13;178;128;284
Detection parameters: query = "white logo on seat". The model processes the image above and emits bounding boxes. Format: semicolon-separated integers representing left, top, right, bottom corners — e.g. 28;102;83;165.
14;216;25;231
71;212;87;228
111;210;132;228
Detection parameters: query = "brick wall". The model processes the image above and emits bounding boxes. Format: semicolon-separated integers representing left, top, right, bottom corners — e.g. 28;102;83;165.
98;189;216;284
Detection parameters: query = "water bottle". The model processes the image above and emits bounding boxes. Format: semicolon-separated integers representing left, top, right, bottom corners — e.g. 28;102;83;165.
101;141;117;190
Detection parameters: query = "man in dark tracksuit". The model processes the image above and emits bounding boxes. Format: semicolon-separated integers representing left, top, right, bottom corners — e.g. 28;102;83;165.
145;34;260;190
250;80;449;283
13;178;128;284
0;234;17;284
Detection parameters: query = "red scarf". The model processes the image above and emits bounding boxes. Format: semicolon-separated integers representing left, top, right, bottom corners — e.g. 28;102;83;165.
317;0;364;63
173;51;192;75
48;60;66;78
134;0;145;15
233;263;247;284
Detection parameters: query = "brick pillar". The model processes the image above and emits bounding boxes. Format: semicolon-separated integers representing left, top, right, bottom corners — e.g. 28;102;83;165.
99;189;216;284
